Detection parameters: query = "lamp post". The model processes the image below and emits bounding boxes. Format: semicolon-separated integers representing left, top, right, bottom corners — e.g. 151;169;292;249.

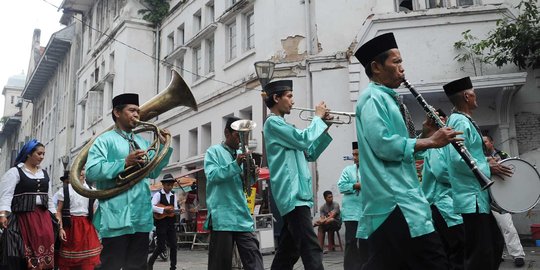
254;61;275;168
61;155;70;179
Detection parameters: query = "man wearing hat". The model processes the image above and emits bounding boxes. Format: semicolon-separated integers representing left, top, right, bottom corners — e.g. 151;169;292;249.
148;174;178;270
85;93;173;270
353;32;460;269
444;77;508;269
337;141;367;269
420;108;465;270
204;117;264;270
262;80;333;270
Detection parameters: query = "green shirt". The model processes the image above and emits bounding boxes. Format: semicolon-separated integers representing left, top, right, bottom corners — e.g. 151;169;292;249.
337;164;363;222
355;82;434;239
446;113;491;214
85;129;172;238
421;146;463;227
204;143;254;232
264;114;332;216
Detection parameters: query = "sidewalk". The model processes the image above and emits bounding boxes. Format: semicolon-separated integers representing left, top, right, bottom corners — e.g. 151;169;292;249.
151;245;540;270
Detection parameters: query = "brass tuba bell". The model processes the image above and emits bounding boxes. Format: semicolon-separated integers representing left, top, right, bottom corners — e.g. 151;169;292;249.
69;69;198;199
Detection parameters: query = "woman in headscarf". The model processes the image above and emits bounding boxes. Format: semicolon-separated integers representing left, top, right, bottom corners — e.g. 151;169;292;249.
0;139;56;269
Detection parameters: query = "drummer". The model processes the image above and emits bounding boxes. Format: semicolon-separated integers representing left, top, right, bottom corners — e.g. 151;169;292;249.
483;135;526;267
444;77;508;270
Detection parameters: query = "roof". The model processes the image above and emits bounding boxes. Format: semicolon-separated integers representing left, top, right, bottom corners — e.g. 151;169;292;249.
21;24;75;101
5;73;26;88
60;0;94;13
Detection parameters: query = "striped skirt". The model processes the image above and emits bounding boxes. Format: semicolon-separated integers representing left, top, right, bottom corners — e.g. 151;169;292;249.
57;216;102;268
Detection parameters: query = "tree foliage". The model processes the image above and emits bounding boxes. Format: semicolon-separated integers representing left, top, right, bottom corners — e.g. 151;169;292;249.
454;0;540;70
138;0;170;27
454;30;490;76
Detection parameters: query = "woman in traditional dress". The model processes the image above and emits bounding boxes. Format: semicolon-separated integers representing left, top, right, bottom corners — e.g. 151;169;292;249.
55;167;101;270
0;139;56;269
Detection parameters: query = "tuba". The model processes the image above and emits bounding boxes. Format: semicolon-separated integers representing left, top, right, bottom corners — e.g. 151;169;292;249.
69;69;198;199
230;120;258;197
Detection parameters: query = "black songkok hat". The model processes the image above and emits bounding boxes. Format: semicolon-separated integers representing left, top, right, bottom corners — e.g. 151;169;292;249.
264;80;293;96
112;93;139;107
225;116;241;131
443;77;473;97
352;142;358;150
354;33;398;67
160;173;176;183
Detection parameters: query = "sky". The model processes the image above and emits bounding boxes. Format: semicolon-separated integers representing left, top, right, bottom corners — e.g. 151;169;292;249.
0;0;64;116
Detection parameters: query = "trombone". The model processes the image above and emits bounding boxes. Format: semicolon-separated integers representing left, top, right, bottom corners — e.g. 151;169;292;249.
292;107;356;125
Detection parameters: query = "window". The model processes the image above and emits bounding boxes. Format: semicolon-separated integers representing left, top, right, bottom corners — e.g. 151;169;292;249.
88;90;104;124
245;12;255;51
193;10;202;33
206;38;215;73
176;58;184;78
194;46;202;80
201;123;211;151
457;0;474;6
10;96;14;104
107;79;114;109
167;32;175;54
206;2;215;25
109;52;115;72
172;134;181;162
229;0;239;8
188;128;198;156
177;24;185;46
165;65;172;84
227;22;237;61
80;102;87;130
426;0;445;8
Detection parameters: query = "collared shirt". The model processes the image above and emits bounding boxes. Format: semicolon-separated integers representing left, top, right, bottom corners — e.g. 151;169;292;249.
446;113;491;214
204;143;254;232
355;82;434;239
85;129;173;238
57;182;95;216
337;164;363;222
420;146;463;227
264;114;332;216
151;189;178;214
0;163;56;213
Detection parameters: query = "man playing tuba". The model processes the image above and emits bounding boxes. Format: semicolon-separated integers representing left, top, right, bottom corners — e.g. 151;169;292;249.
85;93;173;270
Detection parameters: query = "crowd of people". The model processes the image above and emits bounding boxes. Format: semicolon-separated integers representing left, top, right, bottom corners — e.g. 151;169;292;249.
0;31;530;270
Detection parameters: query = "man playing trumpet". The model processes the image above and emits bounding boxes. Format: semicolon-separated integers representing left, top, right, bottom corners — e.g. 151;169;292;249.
263;80;333;270
204;117;264;270
85;93;173;270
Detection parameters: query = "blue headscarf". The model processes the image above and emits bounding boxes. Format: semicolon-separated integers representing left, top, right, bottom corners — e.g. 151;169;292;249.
14;139;41;165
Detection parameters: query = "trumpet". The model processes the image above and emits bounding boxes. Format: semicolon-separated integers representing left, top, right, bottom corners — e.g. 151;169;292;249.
292;107;356;125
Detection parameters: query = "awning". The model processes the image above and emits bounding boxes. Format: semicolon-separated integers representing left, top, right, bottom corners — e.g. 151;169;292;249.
258;167;270;180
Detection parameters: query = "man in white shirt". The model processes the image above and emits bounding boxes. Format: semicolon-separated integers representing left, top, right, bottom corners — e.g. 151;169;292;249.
148;174;179;270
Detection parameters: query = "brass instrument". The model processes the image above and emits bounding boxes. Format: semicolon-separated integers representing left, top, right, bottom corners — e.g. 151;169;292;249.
230;120;258;197
292;107;355;125
70;69;198;199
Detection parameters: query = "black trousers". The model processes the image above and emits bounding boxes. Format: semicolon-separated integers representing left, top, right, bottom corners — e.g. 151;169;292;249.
208;231;263;270
462;211;504;270
148;219;177;270
344;221;368;270
431;205;465;270
271;206;323;270
98;232;149;270
362;207;449;270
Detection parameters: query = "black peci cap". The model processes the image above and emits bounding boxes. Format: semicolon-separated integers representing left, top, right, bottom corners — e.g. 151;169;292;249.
352;142;358;150
354;33;398;67
112;93;139;107
443;77;473;97
263;80;293;96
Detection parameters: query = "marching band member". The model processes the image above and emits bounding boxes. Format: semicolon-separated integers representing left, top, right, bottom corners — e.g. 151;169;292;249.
148;174;179;270
204;117;264;270
85;93;172;270
56;167;101;270
337;142;367;269
420;109;465;270
353;32;460;269
263;80;333;270
444;77;507;269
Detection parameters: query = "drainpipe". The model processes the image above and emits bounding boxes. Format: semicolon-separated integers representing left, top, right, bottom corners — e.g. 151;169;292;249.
155;24;161;97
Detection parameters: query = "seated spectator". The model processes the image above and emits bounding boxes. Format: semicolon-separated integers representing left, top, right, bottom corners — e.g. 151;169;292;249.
315;190;342;251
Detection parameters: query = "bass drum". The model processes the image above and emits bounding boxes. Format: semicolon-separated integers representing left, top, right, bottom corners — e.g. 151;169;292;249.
490;158;540;213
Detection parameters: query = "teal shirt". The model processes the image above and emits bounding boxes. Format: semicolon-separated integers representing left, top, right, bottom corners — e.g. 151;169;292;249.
337;164;363;222
203;143;254;232
355;82;434;239
85;129;173;238
446;113;491;214
264;114;332;216
421;146;463;227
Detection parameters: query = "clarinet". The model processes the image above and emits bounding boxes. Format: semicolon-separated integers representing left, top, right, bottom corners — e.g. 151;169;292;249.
402;79;494;190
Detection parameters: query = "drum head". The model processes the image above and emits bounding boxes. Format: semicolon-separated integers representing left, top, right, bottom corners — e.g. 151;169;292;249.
490;158;540;213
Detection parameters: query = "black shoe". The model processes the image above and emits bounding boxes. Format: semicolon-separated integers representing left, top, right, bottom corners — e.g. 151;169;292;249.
514;257;525;267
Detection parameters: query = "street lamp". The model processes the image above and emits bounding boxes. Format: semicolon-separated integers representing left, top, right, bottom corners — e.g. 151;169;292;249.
254;61;275;89
61;155;70;171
